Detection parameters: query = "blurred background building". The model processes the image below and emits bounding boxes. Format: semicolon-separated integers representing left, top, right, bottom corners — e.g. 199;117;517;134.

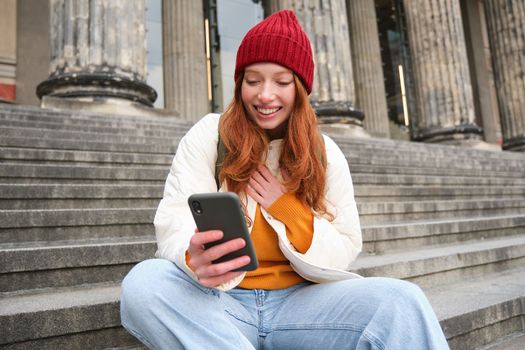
0;0;523;151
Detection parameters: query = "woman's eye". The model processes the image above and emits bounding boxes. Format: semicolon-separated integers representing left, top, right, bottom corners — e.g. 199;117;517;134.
277;81;293;86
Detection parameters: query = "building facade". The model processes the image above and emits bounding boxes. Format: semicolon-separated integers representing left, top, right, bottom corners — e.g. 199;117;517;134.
1;0;524;151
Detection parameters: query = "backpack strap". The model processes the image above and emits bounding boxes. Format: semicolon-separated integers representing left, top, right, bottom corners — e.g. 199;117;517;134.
215;123;227;190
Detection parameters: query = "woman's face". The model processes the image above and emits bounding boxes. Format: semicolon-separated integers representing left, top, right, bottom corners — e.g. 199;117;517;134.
241;62;296;138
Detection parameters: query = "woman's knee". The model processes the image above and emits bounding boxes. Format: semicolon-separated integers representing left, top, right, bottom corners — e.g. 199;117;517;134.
348;277;429;315
123;259;175;291
120;259;179;316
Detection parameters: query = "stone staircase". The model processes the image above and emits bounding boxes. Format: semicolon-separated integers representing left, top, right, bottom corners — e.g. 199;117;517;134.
0;104;524;349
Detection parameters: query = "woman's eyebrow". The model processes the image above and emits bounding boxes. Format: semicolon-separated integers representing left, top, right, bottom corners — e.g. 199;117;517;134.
244;69;261;75
274;71;293;77
244;69;293;76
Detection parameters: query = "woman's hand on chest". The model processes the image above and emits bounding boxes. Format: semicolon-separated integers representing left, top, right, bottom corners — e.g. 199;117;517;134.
246;164;286;210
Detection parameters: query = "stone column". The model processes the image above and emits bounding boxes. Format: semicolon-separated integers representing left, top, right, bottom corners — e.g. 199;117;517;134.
267;0;366;137
37;0;156;107
347;0;390;138
403;0;482;143
484;0;525;151
162;0;209;121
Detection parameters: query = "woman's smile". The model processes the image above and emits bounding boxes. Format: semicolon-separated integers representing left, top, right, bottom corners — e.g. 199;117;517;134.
254;106;282;119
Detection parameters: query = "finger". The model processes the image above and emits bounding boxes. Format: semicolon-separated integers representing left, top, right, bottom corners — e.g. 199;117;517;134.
248;177;265;196
257;165;275;182
246;184;263;203
198;254;251;279
251;170;269;187
190;230;223;247
202;237;246;263
199;270;246;288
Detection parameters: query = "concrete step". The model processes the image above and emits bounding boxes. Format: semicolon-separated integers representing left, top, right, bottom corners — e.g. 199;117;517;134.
354;185;525;202
0;208;154;243
3;145;524;179
0;147;172;166
341;146;525;171
0;163;168;184
426;266;525;350
359;199;525;225
0;224;153;253
341;142;525;162
0;283;140;349
352;173;525;186
0;135;177;154
0;237;155;292
346;153;525;172
0;184;163;210
349;163;525;180
0;126;179;146
3;162;523;187
4;155;524;188
361;214;525;253
352;235;525;289
0;103;191;128
1;197;159;210
334;136;524;160
0;117;189;138
0;327;140;350
4;183;523;217
479;333;525;350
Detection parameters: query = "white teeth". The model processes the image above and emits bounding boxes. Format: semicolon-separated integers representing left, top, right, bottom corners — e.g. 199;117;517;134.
256;107;280;115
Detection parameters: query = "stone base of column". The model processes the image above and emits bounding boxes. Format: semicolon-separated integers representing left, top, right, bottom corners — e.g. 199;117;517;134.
414;124;483;143
414;124;503;150
40;96;178;119
319;123;370;138
313;101;369;138
503;135;525;152
37;72;157;107
454;139;501;151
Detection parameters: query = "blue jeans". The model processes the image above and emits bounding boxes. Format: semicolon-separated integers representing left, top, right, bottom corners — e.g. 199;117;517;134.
120;259;449;350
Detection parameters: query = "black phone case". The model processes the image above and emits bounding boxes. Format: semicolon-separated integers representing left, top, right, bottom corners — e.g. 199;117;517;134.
188;192;258;271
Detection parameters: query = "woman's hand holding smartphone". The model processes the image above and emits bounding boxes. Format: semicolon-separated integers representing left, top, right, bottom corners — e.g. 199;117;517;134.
187;192;258;288
186;229;251;288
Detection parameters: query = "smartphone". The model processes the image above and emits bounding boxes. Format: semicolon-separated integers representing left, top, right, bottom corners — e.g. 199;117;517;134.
188;192;258;271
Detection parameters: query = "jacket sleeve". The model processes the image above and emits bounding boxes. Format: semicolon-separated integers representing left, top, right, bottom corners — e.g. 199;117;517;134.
296;135;362;270
153;114;245;290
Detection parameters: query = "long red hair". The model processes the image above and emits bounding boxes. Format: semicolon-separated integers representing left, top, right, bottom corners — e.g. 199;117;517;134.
219;73;332;219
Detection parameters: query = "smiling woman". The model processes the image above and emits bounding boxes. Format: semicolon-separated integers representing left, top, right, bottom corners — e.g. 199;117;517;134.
120;9;450;350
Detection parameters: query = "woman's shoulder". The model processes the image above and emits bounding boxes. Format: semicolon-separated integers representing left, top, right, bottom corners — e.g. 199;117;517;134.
195;113;221;129
184;113;221;139
321;134;342;153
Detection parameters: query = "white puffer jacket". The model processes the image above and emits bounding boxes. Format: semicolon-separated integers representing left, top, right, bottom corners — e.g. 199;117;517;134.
154;114;363;290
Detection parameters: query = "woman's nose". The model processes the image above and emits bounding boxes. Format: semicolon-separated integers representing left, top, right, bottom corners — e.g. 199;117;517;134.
257;83;275;102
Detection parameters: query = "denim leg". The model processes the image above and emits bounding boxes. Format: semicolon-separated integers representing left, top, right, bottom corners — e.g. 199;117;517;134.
120;259;256;350
263;277;449;350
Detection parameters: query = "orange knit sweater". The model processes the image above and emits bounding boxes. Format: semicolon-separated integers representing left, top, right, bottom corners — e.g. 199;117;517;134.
239;193;314;290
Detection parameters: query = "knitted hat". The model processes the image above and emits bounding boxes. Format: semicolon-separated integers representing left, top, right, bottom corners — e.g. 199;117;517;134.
234;9;314;94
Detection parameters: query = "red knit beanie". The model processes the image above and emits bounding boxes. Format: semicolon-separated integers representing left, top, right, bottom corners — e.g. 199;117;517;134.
234;9;314;94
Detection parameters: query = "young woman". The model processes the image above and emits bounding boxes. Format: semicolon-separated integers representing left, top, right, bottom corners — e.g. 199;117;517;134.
120;10;449;349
